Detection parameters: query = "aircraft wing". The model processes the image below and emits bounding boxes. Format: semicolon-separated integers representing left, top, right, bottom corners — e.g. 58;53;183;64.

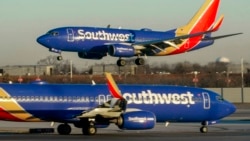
77;98;126;118
77;72;127;119
133;30;217;50
132;30;242;52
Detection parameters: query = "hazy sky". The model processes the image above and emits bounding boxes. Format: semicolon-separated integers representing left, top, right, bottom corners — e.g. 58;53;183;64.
0;0;249;69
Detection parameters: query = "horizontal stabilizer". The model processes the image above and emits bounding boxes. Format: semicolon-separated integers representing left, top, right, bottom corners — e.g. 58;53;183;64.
202;33;243;41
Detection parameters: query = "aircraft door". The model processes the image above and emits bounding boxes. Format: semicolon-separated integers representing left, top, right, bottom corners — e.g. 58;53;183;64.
202;92;210;109
67;28;74;42
98;95;106;105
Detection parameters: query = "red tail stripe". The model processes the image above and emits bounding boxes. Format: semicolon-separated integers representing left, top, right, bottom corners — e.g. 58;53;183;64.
0;107;23;121
107;80;122;99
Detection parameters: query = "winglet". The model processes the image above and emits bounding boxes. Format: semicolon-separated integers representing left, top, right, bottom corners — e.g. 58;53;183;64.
212;15;224;32
105;72;123;99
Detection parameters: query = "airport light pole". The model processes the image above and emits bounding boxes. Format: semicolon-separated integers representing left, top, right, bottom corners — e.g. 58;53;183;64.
193;71;199;87
241;58;244;103
70;60;73;82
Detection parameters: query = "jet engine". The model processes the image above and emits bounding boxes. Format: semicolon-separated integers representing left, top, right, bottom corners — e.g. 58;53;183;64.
116;111;156;130
108;44;135;57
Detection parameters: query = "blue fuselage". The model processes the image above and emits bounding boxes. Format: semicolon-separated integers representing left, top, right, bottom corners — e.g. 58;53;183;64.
37;27;214;58
0;84;235;123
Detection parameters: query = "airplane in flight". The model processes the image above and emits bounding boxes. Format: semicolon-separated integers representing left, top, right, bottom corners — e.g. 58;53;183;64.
0;73;235;135
37;0;242;66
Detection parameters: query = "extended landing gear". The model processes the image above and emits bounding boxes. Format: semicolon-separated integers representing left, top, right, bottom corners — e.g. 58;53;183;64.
135;58;145;66
81;120;97;135
57;123;71;135
200;126;208;133
57;122;97;136
57;56;63;61
117;59;127;66
82;123;97;135
117;58;145;66
200;121;208;133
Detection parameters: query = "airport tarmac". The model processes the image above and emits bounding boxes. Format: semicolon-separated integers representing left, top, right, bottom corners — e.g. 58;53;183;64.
0;122;249;141
0;108;249;141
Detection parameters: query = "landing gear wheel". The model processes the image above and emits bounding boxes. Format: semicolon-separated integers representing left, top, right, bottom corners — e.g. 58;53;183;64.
57;124;71;135
82;125;97;135
57;56;63;61
135;58;145;65
200;126;208;133
117;59;126;66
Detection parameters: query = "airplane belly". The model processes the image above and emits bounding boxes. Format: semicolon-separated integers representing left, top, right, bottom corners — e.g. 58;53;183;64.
19;102;92;122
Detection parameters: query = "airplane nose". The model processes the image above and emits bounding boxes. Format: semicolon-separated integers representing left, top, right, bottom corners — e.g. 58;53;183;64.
222;102;237;119
215;101;237;120
36;35;45;45
228;103;237;115
37;35;50;48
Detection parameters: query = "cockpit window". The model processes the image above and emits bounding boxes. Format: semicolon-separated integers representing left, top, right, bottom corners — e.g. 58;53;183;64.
216;96;224;101
47;31;59;36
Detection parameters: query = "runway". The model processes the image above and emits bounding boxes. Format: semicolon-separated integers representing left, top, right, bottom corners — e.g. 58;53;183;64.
0;108;249;141
0;121;249;141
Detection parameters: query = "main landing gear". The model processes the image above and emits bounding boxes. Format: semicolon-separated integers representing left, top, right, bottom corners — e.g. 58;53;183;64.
57;124;71;135
81;122;97;135
57;122;97;136
117;58;145;67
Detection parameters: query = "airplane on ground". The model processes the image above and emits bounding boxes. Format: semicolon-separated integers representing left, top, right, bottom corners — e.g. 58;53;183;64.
37;0;241;66
0;73;235;135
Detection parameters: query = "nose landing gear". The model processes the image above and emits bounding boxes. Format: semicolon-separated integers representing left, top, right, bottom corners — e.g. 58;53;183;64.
57;56;63;61
200;126;208;133
200;121;209;133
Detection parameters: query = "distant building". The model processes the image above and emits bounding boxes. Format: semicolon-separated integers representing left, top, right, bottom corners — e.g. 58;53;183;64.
228;63;250;74
91;64;142;75
0;65;53;76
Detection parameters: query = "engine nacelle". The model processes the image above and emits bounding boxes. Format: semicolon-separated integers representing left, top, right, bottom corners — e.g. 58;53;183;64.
78;52;104;60
108;44;135;57
117;111;156;130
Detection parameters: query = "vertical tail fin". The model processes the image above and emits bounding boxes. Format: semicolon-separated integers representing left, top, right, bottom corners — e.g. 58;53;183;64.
176;0;220;35
105;72;123;99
